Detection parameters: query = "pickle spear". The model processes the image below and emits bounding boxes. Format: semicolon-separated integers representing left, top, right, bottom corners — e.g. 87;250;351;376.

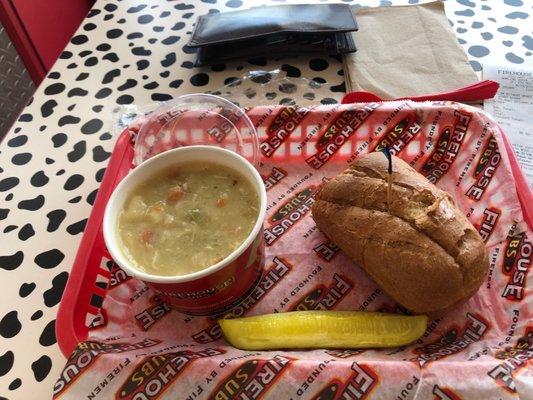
219;311;427;350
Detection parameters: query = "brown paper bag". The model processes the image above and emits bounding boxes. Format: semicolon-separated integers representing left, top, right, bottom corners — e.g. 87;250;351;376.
344;1;479;98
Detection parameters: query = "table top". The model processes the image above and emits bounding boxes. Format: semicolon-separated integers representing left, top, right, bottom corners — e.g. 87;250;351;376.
0;0;531;398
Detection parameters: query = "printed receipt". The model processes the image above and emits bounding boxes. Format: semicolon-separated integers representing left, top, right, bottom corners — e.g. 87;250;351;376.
483;64;533;188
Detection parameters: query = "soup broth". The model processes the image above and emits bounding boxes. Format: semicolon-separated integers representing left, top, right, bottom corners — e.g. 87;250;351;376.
118;162;259;276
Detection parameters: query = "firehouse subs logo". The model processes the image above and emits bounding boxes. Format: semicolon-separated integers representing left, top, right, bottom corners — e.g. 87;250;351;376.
313;241;340;262
191;257;292;344
110;264;131;288
53;339;160;398
262;167;288;191
264;186;317;245
135;296;171;331
306;104;379;169
412;313;489;366
210;355;291;399
432;385;462;400
311;362;378;399
488;328;533;393
501;233;532;301
371;116;422;156
207;108;242;143
116;348;225;400
466;136;501;201
260;106;310;157
290;273;353;311
477;208;501;243
423;110;472;183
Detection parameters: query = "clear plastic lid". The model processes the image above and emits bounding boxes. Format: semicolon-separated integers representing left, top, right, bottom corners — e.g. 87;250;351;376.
134;94;259;167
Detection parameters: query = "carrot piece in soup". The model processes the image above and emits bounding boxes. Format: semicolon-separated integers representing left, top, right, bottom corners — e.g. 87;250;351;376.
167;186;184;203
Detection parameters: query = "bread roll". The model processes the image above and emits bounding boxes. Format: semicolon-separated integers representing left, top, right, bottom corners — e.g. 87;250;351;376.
312;152;488;316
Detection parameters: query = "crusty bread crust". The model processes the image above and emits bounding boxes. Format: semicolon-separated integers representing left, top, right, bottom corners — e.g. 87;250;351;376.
312;152;488;316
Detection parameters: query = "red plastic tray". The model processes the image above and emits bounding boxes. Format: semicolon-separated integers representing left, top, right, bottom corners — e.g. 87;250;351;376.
56;96;533;357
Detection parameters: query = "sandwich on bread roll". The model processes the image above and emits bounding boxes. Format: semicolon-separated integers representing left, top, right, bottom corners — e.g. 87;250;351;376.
312;152;488;316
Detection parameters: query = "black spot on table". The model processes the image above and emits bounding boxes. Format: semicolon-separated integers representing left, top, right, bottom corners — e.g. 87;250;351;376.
2;224;16;233
118;79;137;91
172;22;185;30
30;171;49;187
46;210;66;232
58;115;81;126
224;77;241;86
0;351;14;377
7;135;27;147
19;282;36;298
0;311;21;338
81;118;104;135
160;11;171;17
59;51;72;59
310;58;329;71
226;0;242;7
175;3;194;10
43;271;69;307
86;189;98;205
41;99;58;117
281;64;301;77
18;224;35;241
84;22;96;31
99;132;112;140
128;4;147;12
18;195;45;211
32;355;52;382
162;36;180;45
64;174;84;191
93;146;111;162
102;68;121;84
31;310;43;321
137;59;150;70
138;14;154;24
48;71;60;79
278;82;297;94
117;94;135;104
52;133;67;148
71;34;88;45
455;8;474;16
0;251;23;271
190;73;209;86
9;378;21;390
127;32;143;40
506;52;524;63
107;28;123;39
132;46;152;56
18;113;32;122
68;141;86;162
95;167;106;182
79;50;92;57
169;79;183;88
498;25;519;35
161;53;176;67
67;219;87;235
468;45;490;57
45;158;55;165
331;82;346;93
93;105;104;113
69;196;82;204
182;44;196;54
67;62;78;69
148;37;158;44
320;97;338;105
11;153;32;165
151;93;173;102
95;88;112;99
96;43;111;52
34;249;65;269
56;169;65;176
103;52;119;62
143;81;159;89
0;209;9;220
0;177;19;192
67;88;89;97
39;320;56;347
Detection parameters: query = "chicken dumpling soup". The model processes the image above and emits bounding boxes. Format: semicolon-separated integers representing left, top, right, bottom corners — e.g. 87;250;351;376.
118;162;260;276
